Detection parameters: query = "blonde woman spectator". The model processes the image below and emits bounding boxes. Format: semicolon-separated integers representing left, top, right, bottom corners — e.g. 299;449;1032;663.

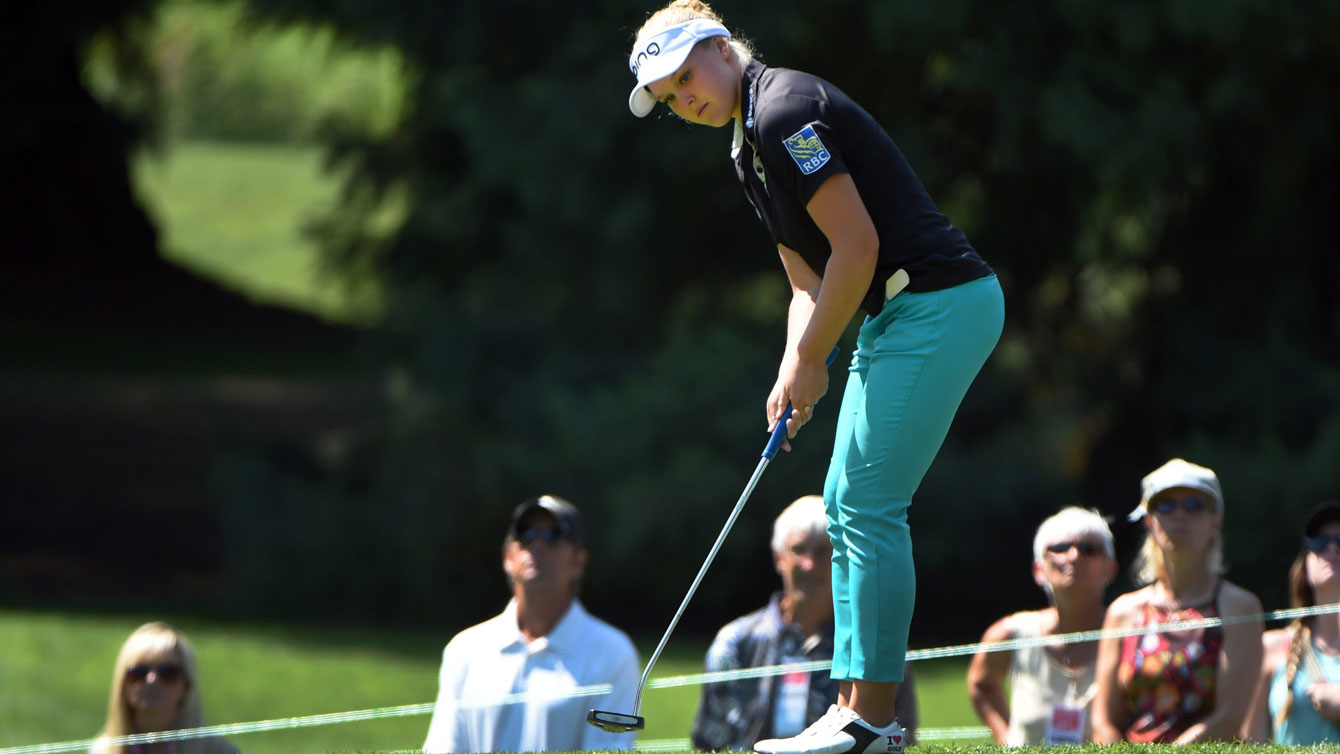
1092;458;1262;743
968;506;1116;745
1246;501;1340;743
92;621;238;754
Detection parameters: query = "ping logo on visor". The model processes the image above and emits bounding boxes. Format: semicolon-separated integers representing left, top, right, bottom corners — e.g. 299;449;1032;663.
626;19;732;117
629;41;662;76
783;124;831;175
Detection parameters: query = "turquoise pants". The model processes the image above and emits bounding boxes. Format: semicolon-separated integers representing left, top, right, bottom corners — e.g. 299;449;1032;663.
824;273;1003;682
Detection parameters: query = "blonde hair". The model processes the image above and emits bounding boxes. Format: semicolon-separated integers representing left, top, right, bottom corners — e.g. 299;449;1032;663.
1131;527;1225;585
94;622;236;754
1275;547;1317;730
634;0;755;64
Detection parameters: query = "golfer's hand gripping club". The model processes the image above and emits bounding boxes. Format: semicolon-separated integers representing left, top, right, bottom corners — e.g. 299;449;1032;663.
764;345;844;459
587;345;840;734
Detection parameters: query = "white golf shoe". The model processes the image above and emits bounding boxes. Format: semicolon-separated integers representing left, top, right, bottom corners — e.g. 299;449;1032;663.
753;705;907;754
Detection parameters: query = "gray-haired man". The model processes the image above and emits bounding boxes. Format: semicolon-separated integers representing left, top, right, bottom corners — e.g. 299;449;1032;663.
692;495;918;750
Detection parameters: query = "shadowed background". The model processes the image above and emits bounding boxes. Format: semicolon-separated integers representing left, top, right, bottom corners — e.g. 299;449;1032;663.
2;0;1338;747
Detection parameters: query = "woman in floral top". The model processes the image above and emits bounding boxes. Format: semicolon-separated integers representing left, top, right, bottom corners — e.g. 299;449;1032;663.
1092;459;1263;743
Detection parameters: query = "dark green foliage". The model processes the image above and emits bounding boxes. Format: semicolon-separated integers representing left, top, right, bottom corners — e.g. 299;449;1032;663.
213;0;1340;636
10;0;1338;639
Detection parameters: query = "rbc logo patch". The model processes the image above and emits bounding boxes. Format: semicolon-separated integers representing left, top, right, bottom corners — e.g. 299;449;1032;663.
782;124;830;175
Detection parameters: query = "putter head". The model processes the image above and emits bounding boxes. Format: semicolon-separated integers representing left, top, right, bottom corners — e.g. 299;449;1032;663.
587;709;645;733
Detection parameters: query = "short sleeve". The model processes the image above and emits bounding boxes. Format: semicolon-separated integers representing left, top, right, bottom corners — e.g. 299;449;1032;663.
423;639;467;753
755;94;849;207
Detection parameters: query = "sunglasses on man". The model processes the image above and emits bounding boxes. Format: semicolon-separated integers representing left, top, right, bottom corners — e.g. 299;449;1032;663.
124;662;184;683
515;526;568;546
1044;540;1105;557
1305;534;1340;554
1149;496;1213;516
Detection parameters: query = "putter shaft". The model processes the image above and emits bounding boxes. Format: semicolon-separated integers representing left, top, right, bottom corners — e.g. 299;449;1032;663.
589;346;840;730
630;454;772;715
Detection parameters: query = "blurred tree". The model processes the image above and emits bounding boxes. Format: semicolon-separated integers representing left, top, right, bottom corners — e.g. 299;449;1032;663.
3;3;160;308
84;0;410;144
8;0;1337;639
0;0;363;617
217;0;1339;636
1;0;361;336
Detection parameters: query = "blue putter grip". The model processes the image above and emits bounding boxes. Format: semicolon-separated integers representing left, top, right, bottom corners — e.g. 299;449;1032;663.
762;346;842;460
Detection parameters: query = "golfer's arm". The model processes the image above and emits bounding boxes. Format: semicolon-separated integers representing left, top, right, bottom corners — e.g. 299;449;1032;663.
792;173;878;365
777;243;820;356
966;617;1015;744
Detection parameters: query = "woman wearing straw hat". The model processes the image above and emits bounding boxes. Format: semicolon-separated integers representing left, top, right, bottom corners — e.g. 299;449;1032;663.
1091;458;1263;743
1245;500;1340;743
624;3;1003;753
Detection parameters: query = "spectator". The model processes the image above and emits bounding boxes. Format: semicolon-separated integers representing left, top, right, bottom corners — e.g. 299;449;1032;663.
1246;500;1340;743
423;495;639;753
967;506;1116;745
691;496;918;751
1091;458;1263;743
91;621;238;754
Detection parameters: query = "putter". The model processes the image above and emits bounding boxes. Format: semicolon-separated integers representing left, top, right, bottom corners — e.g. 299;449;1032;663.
588;345;842;733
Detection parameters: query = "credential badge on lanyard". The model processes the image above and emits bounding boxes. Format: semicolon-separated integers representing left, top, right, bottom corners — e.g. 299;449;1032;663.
1045;703;1085;746
772;661;810;738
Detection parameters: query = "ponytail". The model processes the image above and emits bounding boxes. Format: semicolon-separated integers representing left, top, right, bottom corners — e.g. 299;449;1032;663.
1275;620;1310;731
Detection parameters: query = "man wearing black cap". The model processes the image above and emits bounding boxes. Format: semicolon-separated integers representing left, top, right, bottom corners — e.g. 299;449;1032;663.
424;496;639;753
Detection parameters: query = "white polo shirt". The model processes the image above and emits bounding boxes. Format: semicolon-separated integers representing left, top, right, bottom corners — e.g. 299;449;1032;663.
423;598;640;753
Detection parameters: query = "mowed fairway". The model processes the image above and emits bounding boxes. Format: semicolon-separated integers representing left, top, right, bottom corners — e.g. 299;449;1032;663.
132;141;393;324
0;608;987;753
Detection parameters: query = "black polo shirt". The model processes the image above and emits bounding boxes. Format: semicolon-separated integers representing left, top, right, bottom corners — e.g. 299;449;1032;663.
732;59;993;316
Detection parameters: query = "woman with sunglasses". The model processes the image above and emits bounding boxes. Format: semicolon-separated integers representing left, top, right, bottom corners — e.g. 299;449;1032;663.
625;3;1002;752
1091;458;1263;743
1244;501;1340;743
968;507;1117;745
92;621;238;754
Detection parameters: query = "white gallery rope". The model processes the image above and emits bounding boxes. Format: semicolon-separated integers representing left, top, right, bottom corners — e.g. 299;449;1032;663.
4;602;1335;754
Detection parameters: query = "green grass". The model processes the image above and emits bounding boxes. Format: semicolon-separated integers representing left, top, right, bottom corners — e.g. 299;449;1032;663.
0;608;986;753
0;608;441;753
132;141;396;325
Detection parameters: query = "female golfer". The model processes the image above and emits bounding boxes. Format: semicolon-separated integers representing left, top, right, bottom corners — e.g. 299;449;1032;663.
626;4;1003;752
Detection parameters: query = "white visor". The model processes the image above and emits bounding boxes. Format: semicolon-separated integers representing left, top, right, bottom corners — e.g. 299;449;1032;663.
627;19;731;117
